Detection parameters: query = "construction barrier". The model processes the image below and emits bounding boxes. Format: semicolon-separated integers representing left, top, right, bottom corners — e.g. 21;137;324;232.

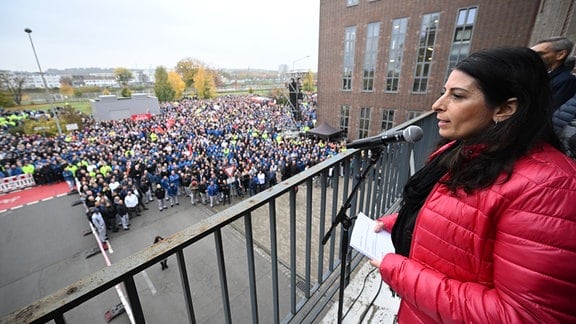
0;174;36;193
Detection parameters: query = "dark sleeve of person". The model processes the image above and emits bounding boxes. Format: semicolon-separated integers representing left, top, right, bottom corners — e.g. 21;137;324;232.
551;76;576;113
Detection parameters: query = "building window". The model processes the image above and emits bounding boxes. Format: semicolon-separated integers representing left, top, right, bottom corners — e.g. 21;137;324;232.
386;18;408;93
363;22;380;91
446;7;477;75
339;105;350;136
358;107;371;138
381;109;395;131
347;0;359;6
343;26;356;91
407;110;422;121
413;12;440;93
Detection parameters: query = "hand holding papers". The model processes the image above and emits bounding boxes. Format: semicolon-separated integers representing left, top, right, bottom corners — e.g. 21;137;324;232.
350;212;395;260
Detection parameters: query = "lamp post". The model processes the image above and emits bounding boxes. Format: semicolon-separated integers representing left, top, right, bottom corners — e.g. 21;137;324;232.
292;55;310;72
24;28;63;136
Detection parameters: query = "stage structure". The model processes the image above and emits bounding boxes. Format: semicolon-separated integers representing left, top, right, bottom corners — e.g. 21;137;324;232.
286;71;307;121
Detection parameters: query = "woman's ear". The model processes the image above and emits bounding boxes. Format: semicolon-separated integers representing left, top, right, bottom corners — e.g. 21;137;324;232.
493;98;518;123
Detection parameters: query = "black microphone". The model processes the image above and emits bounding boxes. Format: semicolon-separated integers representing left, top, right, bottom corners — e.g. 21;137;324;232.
347;125;423;149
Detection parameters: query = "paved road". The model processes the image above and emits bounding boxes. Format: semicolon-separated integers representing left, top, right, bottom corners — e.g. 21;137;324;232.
0;191;292;323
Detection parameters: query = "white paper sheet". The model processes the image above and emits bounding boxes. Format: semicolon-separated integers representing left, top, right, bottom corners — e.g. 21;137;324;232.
350;212;396;260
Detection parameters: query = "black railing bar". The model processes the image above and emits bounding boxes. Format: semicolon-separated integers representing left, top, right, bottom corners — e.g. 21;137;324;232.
243;212;259;324
214;229;232;324
317;169;328;284
268;199;281;324
304;179;313;298
124;276;146;324
176;250;196;324
53;313;65;324
365;158;376;218
289;187;297;315
328;170;340;271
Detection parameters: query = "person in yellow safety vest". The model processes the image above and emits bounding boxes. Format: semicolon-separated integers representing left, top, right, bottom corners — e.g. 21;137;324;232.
150;132;158;142
63;163;78;192
64;135;73;142
230;133;238;147
99;162;112;177
87;165;97;178
21;160;35;175
76;159;89;169
66;163;78;177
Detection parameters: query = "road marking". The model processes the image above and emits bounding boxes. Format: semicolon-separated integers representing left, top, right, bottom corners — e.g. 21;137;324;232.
141;270;157;295
0;196;20;204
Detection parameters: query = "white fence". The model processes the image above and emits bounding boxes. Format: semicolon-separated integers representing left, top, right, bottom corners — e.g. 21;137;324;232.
0;174;36;193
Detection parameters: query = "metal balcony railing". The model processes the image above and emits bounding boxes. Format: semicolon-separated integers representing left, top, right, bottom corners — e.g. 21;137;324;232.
1;112;439;324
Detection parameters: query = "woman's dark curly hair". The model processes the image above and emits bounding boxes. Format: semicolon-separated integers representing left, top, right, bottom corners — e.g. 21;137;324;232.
438;47;562;193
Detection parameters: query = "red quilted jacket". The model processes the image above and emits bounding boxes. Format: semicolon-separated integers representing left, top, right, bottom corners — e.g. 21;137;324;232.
378;142;576;323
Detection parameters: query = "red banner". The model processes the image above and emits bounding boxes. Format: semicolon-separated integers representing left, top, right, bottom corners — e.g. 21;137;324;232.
131;113;152;121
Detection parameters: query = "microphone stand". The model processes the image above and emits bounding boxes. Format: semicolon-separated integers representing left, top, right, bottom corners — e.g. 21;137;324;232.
322;147;383;324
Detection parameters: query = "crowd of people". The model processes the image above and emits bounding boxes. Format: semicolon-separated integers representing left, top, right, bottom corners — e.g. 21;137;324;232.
0;95;345;246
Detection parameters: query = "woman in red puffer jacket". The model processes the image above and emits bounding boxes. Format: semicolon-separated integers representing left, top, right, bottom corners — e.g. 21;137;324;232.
371;47;576;323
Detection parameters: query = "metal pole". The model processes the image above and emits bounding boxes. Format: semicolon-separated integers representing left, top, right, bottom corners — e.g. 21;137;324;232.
292;55;310;72
24;28;63;136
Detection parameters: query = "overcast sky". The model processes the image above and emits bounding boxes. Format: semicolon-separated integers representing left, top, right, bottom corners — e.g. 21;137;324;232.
0;0;320;72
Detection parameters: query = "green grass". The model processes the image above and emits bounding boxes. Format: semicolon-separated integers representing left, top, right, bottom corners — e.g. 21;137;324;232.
6;101;93;115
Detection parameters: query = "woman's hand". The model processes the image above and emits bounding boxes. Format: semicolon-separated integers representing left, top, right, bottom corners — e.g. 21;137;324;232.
369;258;381;268
373;219;385;233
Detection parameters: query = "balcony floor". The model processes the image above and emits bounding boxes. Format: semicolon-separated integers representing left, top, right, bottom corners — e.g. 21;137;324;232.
320;260;400;324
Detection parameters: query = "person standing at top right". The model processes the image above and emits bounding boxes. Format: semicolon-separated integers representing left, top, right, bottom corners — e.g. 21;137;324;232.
531;36;576;114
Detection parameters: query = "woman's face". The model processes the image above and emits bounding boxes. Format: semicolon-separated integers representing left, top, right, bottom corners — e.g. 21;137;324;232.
432;70;496;140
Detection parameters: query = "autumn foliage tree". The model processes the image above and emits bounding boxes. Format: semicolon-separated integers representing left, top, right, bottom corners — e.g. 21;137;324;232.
302;70;316;93
194;67;216;99
168;71;186;99
175;58;202;89
60;83;74;98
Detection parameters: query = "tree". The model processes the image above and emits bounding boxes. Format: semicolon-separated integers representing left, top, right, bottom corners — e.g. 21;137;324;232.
60;83;74;98
0;71;26;105
0;90;15;107
114;67;133;86
168;71;186;99
60;76;72;86
120;87;132;98
154;66;175;102
175;58;202;88
194;67;216;99
302;70;316;93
